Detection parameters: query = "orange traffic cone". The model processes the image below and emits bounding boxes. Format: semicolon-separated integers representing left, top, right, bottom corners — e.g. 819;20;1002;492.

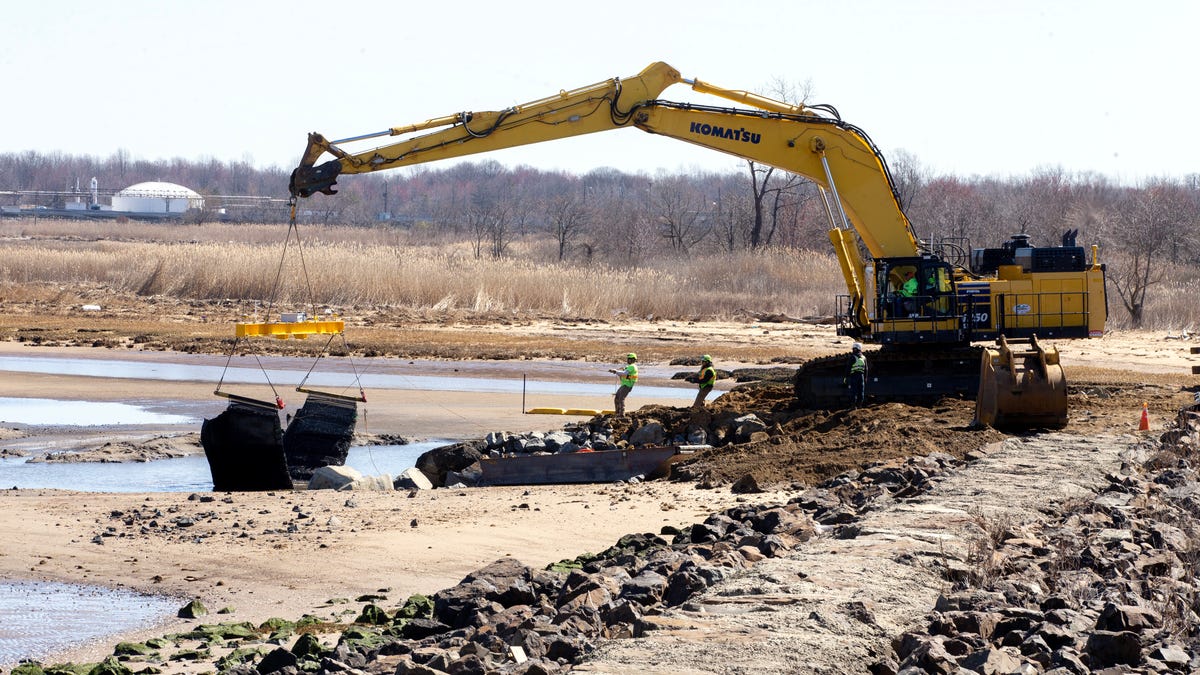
1138;402;1150;431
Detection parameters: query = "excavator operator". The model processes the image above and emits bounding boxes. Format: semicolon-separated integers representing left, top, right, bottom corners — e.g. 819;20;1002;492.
895;268;919;316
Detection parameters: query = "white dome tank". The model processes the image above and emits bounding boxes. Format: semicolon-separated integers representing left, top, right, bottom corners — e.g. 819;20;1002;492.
112;181;204;214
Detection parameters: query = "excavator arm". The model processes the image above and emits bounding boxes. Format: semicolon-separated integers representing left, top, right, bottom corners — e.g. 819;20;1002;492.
289;61;1098;427
290;62;686;198
289;62;918;258
289;62;921;331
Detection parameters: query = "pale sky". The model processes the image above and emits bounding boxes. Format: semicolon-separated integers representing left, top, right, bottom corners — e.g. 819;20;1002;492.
2;0;1195;186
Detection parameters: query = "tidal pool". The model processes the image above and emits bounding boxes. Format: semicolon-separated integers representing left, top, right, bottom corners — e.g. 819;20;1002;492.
0;580;178;667
0;441;446;492
0;397;195;426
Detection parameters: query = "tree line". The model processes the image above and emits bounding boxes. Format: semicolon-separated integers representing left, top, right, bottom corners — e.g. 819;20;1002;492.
2;149;1198;327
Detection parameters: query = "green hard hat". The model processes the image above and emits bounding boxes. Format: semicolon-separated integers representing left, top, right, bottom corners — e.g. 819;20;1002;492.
701;354;712;362
626;353;637;361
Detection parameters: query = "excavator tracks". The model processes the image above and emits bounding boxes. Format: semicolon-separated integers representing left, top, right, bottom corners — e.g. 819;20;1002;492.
793;338;1070;431
793;346;983;409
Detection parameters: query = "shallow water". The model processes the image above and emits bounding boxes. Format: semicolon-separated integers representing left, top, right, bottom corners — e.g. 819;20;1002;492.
0;397;195;426
0;354;693;398
0;580;178;667
0;441;445;492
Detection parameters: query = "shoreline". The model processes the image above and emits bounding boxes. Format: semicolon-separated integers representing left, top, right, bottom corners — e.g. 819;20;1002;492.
0;342;749;670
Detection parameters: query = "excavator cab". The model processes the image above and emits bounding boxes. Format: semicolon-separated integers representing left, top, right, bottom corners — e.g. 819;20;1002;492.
872;258;959;339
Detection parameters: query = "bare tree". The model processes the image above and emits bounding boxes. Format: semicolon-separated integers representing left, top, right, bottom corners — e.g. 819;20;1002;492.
463;192;508;260
648;176;713;254
543;192;590;261
887;149;926;219
909;176;995;247
743;161;810;249
602;181;657;266
488;203;513;259
1102;182;1182;327
734;76;820;250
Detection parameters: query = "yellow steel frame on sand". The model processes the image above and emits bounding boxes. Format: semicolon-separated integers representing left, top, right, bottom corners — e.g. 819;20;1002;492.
236;319;345;339
527;407;615;416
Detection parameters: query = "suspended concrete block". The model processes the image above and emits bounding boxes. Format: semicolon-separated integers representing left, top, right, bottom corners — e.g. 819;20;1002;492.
283;392;358;483
200;402;293;492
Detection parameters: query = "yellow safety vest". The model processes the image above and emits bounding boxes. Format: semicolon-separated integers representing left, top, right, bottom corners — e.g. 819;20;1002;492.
621;364;639;387
698;365;716;388
850;354;866;374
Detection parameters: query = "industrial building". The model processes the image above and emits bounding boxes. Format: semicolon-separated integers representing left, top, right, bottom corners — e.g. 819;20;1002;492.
111;181;204;214
1;179;208;220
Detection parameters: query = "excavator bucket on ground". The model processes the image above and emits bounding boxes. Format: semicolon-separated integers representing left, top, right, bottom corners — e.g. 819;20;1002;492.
974;335;1068;430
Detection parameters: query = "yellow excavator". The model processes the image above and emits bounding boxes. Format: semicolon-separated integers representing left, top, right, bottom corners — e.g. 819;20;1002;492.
288;62;1107;430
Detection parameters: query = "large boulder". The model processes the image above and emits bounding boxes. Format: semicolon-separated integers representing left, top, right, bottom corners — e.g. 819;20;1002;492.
1085;630;1143;668
344;474;393;491
416;440;485;487
432;580;502;629
544;431;574;451
307;465;363;490
394;467;433;490
445;463;482;487
627;421;666;446
732;414;768;441
459;558;540;608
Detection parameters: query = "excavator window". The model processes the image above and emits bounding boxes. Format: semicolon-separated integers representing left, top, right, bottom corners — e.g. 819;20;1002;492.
924;266;953;316
882;265;920;317
881;263;952;319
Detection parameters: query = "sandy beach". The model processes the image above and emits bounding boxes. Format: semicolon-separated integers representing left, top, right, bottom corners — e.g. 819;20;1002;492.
0;480;773;669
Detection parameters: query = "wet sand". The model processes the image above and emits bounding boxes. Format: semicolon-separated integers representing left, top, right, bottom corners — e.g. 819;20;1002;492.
0;477;769;670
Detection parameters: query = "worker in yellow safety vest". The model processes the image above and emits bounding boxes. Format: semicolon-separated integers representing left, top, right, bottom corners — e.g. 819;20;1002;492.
846;343;867;408
692;355;717;409
609;353;638;416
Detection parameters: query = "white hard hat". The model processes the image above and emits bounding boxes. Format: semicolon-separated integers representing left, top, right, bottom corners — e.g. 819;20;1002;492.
852;342;863;351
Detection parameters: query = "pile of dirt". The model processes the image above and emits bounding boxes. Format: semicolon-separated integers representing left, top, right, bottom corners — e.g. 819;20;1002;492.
604;369;1196;490
678;399;1005;487
604;382;1007;489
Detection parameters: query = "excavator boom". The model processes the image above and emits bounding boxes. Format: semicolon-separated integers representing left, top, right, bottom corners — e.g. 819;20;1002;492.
290;62;921;334
291;62;686;197
289;63;918;258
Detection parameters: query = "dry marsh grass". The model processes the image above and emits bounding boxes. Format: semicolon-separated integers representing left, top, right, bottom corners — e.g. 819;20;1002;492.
0;222;841;320
1142;276;1200;332
3;219;1198;328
